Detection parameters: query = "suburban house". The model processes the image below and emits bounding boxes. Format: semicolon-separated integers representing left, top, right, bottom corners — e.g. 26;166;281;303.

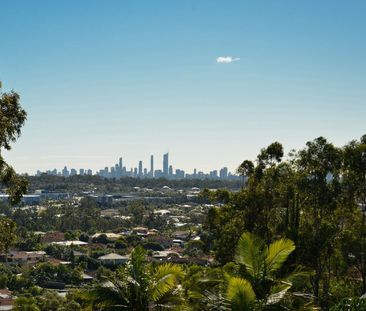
98;253;129;266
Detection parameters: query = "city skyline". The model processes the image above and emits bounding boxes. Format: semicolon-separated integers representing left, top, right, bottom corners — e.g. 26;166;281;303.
35;152;238;180
1;1;366;174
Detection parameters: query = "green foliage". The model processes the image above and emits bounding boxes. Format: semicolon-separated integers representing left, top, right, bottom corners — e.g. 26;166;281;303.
92;233;110;244
13;296;40;311
0;216;17;253
29;263;83;286
85;246;187;310
78;232;90;242
0;83;28;204
142;241;164;251
184;239;205;257
330;298;366;311
114;239;127;249
226;277;256;311
227;231;311;309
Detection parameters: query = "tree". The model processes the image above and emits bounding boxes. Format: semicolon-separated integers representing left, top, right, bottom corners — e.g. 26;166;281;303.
13;297;40;311
129;202;145;225
237;160;254;187
86;246;186;310
0;217;17;256
342;136;366;292
0;81;28;204
226;232;312;310
295;137;342;308
78;232;90;243
330;298;366;311
258;142;284;167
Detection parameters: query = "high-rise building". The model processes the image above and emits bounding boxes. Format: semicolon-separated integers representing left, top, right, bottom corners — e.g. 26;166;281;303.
220;167;228;179
163;153;169;177
150;155;154;177
62;166;69;177
175;169;185;179
138;161;143;177
210;170;218;179
118;157;123;177
154;169;163;178
169;165;173;177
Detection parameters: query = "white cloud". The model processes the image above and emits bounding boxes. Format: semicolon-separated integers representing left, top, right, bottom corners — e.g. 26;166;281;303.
216;56;240;64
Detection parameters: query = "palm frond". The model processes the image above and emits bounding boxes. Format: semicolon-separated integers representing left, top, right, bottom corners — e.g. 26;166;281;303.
150;263;185;304
283;267;313;289
226;276;256;311
235;232;265;279
265;238;295;274
266;283;291;305
85;281;130;310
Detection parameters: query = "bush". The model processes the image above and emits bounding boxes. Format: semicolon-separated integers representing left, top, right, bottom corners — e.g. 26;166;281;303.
142;241;164;251
79;233;90;243
92;234;110;244
114;240;127;249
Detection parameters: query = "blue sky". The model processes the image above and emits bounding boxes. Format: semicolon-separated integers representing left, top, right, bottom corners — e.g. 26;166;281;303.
1;0;365;174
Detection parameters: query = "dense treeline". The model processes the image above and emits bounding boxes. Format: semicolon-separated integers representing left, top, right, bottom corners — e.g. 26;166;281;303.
201;136;366;310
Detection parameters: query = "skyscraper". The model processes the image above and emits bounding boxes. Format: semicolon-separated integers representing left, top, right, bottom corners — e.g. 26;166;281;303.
163;153;169;177
169;165;173;177
150;155;154;177
220;167;228;179
138;161;143;177
118;157;123;177
62;166;69;177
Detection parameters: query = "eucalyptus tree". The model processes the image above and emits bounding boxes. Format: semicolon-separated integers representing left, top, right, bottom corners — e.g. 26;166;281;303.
0;217;17;259
295;137;343;308
242;142;285;243
0;81;27;256
341;136;366;292
237;160;254;188
0;81;28;204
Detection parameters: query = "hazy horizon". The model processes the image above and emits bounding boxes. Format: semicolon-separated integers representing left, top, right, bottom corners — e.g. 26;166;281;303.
1;0;365;174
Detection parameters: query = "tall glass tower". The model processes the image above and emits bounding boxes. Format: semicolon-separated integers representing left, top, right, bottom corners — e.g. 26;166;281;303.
163;153;169;177
150;155;154;177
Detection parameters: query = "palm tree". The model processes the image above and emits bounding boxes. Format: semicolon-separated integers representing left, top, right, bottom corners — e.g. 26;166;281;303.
85;246;186;310
149;263;186;310
226;232;313;310
182;266;230;311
